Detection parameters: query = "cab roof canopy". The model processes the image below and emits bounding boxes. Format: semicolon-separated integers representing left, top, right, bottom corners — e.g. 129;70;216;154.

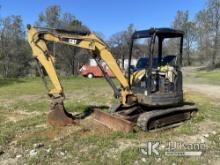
132;28;184;39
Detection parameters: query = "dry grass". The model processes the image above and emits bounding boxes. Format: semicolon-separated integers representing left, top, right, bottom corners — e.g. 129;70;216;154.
0;76;219;164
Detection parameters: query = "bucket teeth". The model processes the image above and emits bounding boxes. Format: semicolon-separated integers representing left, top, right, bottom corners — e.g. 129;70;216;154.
48;100;75;126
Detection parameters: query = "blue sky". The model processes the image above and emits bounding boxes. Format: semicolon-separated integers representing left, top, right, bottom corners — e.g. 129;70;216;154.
0;0;206;38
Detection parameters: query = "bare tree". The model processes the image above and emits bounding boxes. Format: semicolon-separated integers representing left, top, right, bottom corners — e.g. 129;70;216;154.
108;24;134;69
195;9;213;65
173;10;196;66
36;5;60;28
0;15;31;77
195;0;220;68
208;0;220;67
36;5;91;75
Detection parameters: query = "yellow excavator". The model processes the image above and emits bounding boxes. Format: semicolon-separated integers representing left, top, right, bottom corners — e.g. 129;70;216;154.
27;25;197;132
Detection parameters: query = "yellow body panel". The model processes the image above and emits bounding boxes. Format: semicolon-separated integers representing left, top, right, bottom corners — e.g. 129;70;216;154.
27;27;63;96
27;25;133;104
130;69;146;84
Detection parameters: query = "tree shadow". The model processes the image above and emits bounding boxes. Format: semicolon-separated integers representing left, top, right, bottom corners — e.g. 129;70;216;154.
0;78;25;87
183;101;196;106
74;105;109;120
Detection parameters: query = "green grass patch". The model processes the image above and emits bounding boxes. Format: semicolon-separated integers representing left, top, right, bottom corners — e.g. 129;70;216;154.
185;92;220;122
65;101;88;113
208;132;220;150
12;100;48;112
196;70;220;83
117;147;142;165
0;114;7;124
0;115;46;146
175;121;198;135
0;76;220;164
17;129;49;148
183;68;220;86
184;69;220;85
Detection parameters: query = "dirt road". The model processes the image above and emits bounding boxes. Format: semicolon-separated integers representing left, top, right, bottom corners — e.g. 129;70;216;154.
184;83;220;99
183;66;220;99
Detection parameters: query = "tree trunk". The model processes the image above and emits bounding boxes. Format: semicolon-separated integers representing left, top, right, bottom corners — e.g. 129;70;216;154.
211;32;218;69
122;53;125;70
71;48;75;76
3;62;9;78
121;45;125;70
186;41;191;66
3;54;9;78
71;56;75;75
187;50;191;66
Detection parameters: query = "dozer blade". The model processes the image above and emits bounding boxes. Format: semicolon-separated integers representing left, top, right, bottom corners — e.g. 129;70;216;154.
48;101;76;126
93;109;134;132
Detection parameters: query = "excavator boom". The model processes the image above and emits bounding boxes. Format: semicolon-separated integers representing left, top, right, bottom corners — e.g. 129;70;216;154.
27;25;136;126
27;25;197;131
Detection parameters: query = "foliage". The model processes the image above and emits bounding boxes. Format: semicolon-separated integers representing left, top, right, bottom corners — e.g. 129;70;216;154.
36;5;91;76
170;0;219;68
0;15;31;77
0;77;219;164
0;0;219;78
195;0;220;68
172;10;196;66
108;24;135;69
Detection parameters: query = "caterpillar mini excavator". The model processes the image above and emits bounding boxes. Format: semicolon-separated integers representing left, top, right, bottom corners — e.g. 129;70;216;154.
27;25;197;132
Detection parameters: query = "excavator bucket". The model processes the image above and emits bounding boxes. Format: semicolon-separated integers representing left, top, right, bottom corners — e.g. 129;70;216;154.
47;101;76;126
93;109;134;132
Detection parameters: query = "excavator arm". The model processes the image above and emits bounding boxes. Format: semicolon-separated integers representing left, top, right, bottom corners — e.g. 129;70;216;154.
27;25;136;126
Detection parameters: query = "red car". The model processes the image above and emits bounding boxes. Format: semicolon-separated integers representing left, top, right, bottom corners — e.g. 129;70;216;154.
79;64;114;78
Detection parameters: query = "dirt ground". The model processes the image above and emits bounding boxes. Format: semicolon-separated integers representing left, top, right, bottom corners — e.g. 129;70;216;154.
183;66;220;99
0;69;220;164
184;83;220;99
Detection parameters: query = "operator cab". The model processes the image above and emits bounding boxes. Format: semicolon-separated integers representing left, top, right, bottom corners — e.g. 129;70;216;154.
128;28;184;106
134;55;176;71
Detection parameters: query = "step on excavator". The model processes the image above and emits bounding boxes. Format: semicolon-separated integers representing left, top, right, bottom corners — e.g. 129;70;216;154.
27;25;197;132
